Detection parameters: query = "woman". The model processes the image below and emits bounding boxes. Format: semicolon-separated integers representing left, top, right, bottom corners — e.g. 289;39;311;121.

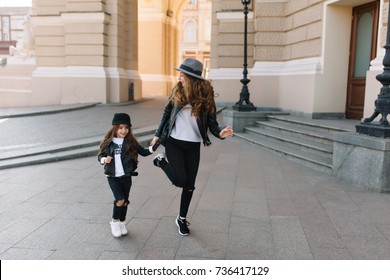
150;58;234;236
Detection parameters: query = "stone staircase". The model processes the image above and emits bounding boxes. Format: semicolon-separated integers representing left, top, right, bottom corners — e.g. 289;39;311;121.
234;114;350;174
0;125;157;170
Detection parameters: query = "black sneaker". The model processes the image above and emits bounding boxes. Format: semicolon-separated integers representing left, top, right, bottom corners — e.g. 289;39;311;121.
176;216;190;236
153;152;167;167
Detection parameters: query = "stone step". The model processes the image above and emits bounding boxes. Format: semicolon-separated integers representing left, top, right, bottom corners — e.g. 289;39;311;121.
234;132;333;174
267;115;349;134
244;126;333;159
255;120;335;146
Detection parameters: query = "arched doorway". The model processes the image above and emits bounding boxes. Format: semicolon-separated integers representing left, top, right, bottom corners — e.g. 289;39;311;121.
137;0;211;97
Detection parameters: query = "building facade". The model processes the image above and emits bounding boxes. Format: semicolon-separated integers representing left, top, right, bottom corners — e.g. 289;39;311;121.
210;0;386;120
0;0;388;123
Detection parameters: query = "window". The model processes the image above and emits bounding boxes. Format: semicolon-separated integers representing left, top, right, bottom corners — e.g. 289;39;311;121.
184;20;196;42
1;16;11;41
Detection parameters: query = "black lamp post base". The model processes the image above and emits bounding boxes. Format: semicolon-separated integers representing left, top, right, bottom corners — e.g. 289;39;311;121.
233;103;256;112
356;123;390;138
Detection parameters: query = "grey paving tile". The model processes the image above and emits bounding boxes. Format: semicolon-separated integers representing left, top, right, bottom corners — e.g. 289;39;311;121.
0;247;54;260
226;250;275;260
0;242;13;255
232;201;269;220
136;247;177;260
47;242;108;260
68;222;112;245
190;210;231;233
233;187;266;204
271;216;313;260
25;202;71;219
145;217;183;248
326;208;382;238
341;235;390;259
227;217;273;256
98;251;137;260
376;224;390;241
268;199;297;217
0;201;43;227
265;182;291;200
176;231;228;259
0;218;48;244
134;195;176;219
15;218;87;250
287;181;315;198
310;246;353;260
348;193;390;224
315;188;358;212
196;190;233;212
56;202;111;223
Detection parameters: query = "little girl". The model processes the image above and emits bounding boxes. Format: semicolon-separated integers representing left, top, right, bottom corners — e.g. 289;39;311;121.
98;113;156;237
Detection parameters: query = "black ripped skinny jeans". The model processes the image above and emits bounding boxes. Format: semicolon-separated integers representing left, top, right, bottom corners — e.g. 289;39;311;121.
160;137;200;218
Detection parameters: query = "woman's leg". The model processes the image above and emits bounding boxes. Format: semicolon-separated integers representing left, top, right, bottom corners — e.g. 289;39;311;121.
179;141;200;217
164;138;188;187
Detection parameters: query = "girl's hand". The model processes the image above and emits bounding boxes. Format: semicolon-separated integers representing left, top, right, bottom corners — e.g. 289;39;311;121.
105;156;113;164
220;126;234;138
150;136;159;146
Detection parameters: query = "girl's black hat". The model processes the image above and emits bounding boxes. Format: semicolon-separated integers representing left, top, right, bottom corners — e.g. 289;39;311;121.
112;113;131;126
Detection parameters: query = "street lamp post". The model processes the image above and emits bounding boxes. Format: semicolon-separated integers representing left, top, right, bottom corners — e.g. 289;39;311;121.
356;1;390;138
233;0;256;112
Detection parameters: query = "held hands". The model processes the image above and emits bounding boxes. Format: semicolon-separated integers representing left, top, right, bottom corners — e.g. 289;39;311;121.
220;126;234;138
150;136;160;152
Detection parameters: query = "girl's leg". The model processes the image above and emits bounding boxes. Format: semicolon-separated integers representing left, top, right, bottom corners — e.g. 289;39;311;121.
119;177;132;222
107;177;131;236
108;177;124;220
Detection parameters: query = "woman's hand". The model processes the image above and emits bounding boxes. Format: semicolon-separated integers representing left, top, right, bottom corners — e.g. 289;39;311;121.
220;126;234;138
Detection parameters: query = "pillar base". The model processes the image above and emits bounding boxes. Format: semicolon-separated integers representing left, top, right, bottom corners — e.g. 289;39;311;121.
222;109;277;133
356;122;390;138
333;132;390;193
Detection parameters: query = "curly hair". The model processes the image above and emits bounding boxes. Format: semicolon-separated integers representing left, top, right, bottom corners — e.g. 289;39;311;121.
170;73;216;117
98;124;139;163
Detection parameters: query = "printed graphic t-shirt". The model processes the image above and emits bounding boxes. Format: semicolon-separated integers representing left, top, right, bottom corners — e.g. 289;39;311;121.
113;137;125;177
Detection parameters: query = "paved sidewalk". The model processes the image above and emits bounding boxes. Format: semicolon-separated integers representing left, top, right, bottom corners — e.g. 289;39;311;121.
1;98;390;260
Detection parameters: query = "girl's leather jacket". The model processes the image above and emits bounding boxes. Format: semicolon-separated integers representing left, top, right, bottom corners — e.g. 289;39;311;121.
98;139;152;177
154;101;224;146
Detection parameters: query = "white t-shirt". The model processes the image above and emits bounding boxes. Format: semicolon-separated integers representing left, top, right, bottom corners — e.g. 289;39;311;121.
113;137;125;177
170;104;202;142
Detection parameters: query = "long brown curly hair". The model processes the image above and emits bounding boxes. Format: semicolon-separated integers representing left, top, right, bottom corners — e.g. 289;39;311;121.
170;73;216;117
98;124;139;163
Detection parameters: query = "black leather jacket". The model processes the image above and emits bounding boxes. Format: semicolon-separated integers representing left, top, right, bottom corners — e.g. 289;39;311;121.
154;101;224;146
98;139;152;177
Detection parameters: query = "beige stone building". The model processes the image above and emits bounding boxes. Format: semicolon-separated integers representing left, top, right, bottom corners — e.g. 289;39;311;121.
0;0;388;122
211;0;386;121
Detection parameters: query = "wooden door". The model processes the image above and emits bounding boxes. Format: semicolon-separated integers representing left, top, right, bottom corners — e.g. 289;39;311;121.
346;1;379;119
